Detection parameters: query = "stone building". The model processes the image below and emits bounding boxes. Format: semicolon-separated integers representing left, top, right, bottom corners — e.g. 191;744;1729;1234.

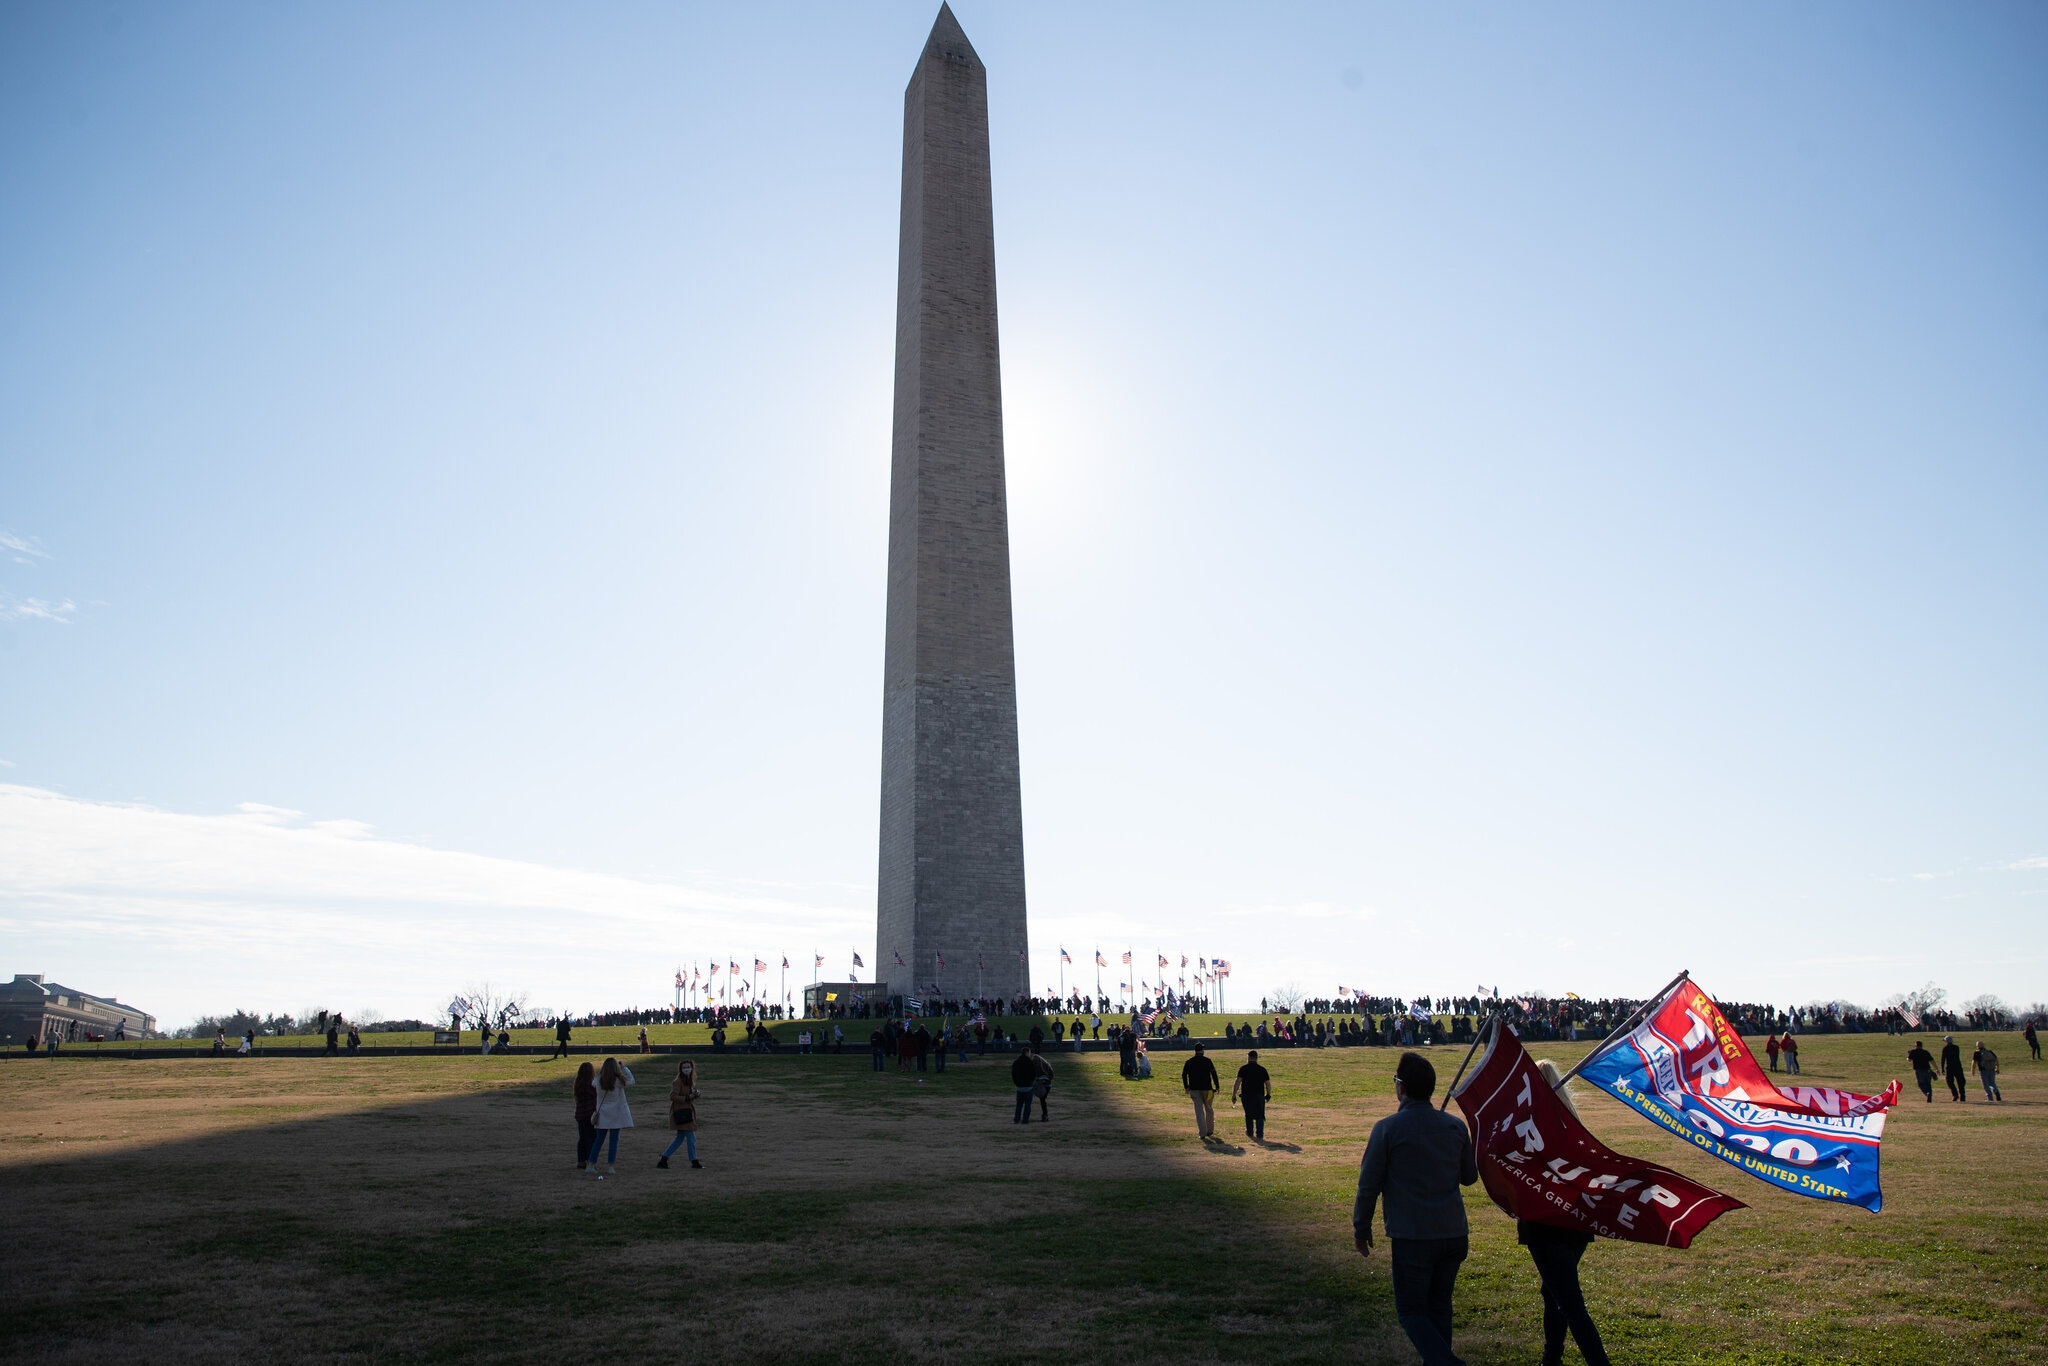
0;973;157;1046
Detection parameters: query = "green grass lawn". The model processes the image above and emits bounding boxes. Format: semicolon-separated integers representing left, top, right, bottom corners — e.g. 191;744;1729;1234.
1;1030;2040;1364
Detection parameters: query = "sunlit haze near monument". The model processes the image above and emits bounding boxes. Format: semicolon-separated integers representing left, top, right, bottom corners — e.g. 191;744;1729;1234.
3;3;2044;1029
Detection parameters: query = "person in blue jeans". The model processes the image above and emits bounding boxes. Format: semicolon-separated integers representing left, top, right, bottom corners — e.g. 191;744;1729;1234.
585;1057;635;1179
1354;1052;1478;1366
657;1059;703;1168
1011;1047;1039;1123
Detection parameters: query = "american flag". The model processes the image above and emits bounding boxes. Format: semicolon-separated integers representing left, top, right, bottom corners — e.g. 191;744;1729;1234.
1157;954;1168;968
852;951;864;968
815;953;824;969
936;952;946;969
781;957;789;969
675;968;684;988
1095;951;1107;967
709;963;720;976
1060;947;1072;963
1121;951;1132;965
894;951;906;966
754;959;768;973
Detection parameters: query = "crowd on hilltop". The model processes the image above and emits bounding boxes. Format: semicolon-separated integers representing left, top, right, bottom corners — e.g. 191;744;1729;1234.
170;986;2043;1042
1279;993;2034;1039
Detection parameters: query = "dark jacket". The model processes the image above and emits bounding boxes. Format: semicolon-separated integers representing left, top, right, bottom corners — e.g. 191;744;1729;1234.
1181;1054;1221;1092
1517;1218;1593;1248
1940;1042;1964;1075
1354;1097;1478;1241
1011;1053;1039;1087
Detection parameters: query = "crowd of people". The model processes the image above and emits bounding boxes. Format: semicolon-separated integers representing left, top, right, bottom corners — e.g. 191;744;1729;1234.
538;986;2040;1366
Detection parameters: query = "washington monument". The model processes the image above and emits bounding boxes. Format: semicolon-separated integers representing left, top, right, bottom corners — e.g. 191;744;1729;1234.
875;5;1028;1004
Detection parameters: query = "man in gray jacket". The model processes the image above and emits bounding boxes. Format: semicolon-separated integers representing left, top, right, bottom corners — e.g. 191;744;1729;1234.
1354;1051;1478;1366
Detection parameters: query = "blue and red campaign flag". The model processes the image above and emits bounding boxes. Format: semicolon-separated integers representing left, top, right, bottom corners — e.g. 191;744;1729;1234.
1577;976;1897;1212
1451;1022;1742;1248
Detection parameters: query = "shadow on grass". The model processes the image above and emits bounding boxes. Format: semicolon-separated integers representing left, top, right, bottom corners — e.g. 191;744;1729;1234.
0;1047;1413;1366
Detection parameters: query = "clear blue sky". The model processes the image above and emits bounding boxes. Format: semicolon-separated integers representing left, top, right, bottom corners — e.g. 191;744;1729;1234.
3;2;2044;1028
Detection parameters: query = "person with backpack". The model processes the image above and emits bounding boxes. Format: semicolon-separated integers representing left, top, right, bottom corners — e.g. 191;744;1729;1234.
586;1057;635;1179
657;1059;703;1168
1973;1042;2003;1102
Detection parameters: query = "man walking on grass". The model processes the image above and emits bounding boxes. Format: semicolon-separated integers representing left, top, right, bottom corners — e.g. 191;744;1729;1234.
553;1016;572;1060
1941;1035;1967;1101
1355;1052;1478;1366
1907;1040;1936;1102
1233;1049;1272;1141
1182;1043;1221;1140
1011;1045;1041;1124
1973;1041;2002;1102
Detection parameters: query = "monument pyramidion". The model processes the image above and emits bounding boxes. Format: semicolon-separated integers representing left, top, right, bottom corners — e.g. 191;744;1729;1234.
874;5;1028;1006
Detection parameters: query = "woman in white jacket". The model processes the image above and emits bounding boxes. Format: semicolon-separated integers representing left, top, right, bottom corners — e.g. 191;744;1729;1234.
587;1056;635;1179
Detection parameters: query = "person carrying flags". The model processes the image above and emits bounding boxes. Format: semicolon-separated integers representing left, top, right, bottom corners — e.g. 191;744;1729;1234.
1517;1059;1612;1366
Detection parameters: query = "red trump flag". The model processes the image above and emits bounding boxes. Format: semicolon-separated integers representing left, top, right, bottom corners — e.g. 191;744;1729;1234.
1450;1022;1743;1249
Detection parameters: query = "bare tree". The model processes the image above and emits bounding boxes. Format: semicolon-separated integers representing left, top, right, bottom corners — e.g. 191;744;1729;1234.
1960;994;2013;1028
1268;983;1304;1013
1903;982;1948;1017
450;982;529;1036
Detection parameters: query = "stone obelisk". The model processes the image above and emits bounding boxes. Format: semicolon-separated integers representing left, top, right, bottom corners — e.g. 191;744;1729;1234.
875;5;1028;1006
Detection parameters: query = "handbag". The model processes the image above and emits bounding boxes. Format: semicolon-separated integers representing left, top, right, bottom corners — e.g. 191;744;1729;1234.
671;1105;695;1126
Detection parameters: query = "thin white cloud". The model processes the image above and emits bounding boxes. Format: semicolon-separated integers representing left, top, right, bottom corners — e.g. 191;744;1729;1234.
2008;857;2048;871
0;595;76;623
0;784;870;1027
0;531;49;561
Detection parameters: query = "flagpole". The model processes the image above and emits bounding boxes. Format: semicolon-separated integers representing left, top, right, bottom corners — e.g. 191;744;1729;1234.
1440;1012;1495;1111
1551;969;1690;1090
